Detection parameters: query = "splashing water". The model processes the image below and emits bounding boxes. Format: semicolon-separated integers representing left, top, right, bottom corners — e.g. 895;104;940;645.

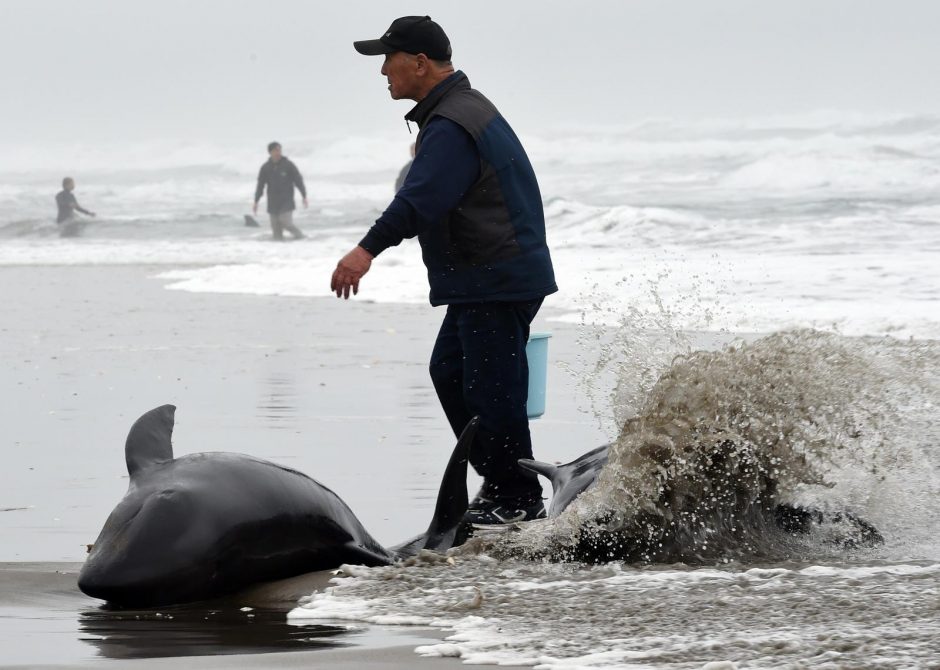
496;330;940;562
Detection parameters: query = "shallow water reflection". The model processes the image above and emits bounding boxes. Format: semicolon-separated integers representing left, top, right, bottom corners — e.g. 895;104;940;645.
79;605;352;659
256;372;299;430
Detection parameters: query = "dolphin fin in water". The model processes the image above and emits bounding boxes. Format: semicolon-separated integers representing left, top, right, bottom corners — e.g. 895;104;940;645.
125;404;176;478
519;444;610;518
518;459;561;486
393;416;479;556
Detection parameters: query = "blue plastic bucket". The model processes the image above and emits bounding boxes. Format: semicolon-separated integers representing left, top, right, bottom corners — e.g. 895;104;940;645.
526;332;551;419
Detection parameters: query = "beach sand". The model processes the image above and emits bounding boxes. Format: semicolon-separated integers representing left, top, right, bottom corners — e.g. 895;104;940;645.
1;561;458;669
0;264;630;668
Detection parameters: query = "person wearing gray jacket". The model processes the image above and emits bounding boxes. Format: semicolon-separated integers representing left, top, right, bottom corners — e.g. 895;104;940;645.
394;142;416;192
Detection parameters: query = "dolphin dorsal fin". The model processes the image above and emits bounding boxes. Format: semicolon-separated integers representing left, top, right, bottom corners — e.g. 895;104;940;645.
125;405;176;478
423;416;478;542
392;416;478;556
518;458;562;491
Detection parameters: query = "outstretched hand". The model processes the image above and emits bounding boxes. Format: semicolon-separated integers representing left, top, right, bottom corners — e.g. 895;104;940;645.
331;246;374;299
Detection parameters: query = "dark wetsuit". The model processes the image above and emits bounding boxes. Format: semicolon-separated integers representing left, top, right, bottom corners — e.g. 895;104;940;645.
254;157;306;214
56;190;91;223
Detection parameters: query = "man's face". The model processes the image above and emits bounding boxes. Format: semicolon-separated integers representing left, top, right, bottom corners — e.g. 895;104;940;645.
269;147;283;162
381;52;420;100
64;180;75;191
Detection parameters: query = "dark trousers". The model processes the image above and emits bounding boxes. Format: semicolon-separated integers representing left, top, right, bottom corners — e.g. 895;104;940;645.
429;299;543;500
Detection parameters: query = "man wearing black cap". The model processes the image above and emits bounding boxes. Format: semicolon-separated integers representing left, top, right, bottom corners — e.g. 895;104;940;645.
332;16;558;525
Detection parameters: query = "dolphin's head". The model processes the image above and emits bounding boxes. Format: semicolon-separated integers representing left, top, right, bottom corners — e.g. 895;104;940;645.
79;483;211;606
80;405;215;606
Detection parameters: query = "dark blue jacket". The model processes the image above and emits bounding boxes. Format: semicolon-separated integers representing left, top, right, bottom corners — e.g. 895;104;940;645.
360;72;557;306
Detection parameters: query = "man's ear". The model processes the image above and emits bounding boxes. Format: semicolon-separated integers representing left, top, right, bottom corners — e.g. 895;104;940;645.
414;53;430;75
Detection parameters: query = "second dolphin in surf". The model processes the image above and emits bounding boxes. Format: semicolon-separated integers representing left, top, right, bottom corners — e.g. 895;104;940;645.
519;442;883;559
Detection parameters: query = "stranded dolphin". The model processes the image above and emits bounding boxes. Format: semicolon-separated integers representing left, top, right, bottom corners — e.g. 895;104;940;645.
519;443;883;558
79;405;477;607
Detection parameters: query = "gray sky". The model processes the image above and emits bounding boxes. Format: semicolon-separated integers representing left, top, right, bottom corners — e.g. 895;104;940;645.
2;0;939;144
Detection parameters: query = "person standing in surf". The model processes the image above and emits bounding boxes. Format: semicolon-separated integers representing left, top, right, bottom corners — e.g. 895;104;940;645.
253;142;308;240
394;142;417;192
332;16;558;525
55;177;95;224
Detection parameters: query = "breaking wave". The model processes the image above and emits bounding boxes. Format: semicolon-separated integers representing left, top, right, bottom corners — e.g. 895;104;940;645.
3;111;939;339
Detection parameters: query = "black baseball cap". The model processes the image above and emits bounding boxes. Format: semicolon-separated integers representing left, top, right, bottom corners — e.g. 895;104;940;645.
353;16;452;61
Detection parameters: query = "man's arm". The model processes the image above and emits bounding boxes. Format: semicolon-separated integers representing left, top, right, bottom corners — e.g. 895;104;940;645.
331;118;480;299
253;165;266;214
68;192;95;217
291;161;309;207
74;201;94;217
359;118;479;256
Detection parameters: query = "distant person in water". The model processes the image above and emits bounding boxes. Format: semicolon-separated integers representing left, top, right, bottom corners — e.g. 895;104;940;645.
253;142;307;240
394;142;417;192
55;177;95;224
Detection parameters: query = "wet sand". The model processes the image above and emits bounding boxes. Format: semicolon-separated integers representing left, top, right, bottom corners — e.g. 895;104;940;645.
0;264;641;668
0;562;455;669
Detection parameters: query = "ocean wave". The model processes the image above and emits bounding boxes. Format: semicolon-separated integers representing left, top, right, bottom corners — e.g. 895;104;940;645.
3;112;938;184
0;135;415;180
3;111;939;339
2;216;937;339
718;145;940;193
287;555;940;668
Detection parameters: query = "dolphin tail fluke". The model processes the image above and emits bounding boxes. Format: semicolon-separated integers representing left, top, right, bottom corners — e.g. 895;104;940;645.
393;416;478;557
518;458;562;491
125;405;176;479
